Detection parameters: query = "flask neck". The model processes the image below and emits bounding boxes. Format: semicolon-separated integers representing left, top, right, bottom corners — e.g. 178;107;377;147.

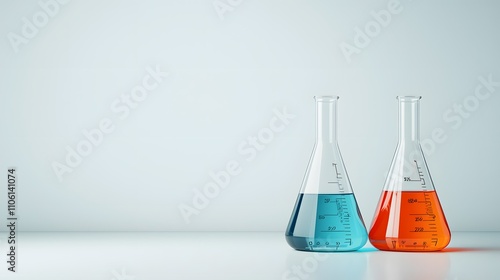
315;96;338;143
398;96;421;143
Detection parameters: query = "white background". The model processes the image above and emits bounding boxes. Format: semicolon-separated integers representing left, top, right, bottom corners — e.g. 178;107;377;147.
1;0;499;232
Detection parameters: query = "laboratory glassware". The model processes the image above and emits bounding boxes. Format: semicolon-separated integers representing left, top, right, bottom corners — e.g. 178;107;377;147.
369;96;451;251
285;96;368;252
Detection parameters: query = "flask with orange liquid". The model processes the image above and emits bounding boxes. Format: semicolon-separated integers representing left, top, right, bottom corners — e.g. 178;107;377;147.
369;96;451;251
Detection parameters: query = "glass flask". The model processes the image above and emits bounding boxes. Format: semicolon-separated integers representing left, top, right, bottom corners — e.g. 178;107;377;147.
369;96;451;251
285;96;368;252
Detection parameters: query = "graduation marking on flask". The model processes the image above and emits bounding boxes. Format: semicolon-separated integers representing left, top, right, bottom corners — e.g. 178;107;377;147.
328;163;344;191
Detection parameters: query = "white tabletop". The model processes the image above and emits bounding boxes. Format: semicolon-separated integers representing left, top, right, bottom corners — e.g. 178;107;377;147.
1;231;499;279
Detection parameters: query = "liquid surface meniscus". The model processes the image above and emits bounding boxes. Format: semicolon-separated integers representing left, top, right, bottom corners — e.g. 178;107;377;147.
286;193;367;252
369;190;451;251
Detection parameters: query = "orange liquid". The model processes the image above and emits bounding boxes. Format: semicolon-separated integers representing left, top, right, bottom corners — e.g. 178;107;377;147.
369;190;450;251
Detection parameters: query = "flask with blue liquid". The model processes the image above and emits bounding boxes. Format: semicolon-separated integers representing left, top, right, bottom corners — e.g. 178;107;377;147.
285;96;367;252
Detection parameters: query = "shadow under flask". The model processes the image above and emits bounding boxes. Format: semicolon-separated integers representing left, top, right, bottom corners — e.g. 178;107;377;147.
369;96;451;251
285;96;368;252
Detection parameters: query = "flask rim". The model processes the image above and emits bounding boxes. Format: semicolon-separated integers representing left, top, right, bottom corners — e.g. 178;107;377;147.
397;96;422;102
314;95;339;102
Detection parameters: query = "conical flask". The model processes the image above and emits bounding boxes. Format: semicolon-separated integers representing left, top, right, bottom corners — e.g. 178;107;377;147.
369;96;451;251
285;96;367;252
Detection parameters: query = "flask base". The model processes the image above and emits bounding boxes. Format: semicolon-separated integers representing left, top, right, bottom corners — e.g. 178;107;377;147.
369;238;450;252
286;235;366;252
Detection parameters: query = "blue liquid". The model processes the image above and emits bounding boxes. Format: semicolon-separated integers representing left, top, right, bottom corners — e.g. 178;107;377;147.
286;193;368;251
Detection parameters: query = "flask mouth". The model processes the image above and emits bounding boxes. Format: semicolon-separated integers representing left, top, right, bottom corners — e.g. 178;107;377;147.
397;96;422;102
314;95;339;102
